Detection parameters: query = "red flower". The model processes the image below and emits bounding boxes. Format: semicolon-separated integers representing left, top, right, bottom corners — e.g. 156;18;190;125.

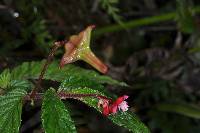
98;95;129;116
98;99;110;116
110;95;129;114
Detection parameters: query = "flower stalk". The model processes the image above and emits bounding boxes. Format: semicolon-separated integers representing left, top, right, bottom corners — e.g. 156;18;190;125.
25;92;129;116
25;92;111;101
29;41;66;99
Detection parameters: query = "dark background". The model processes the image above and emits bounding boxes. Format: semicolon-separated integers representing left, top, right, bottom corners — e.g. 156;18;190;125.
1;0;200;132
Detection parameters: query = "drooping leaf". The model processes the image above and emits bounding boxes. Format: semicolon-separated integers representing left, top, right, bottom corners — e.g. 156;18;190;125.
11;60;126;86
156;103;200;119
0;89;26;133
42;88;76;133
61;87;149;133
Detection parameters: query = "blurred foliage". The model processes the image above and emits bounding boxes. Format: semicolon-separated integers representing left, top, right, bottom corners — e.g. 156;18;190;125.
176;0;196;33
100;0;123;25
0;0;53;55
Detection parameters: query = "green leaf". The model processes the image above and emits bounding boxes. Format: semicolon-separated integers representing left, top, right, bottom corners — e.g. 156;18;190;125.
156;103;200;119
0;68;31;93
62;87;149;133
11;61;43;80
11;60;126;86
0;69;11;89
42;88;76;133
0;89;26;133
109;112;149;133
59;75;103;90
58;75;113;97
10;80;32;91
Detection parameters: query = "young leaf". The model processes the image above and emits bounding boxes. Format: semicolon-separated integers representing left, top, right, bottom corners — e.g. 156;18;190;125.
62;87;149;133
42;88;76;133
0;89;26;133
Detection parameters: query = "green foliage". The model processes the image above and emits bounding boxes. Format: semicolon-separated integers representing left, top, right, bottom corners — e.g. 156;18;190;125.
109;112;149;133
11;60;126;86
59;75;112;97
100;0;124;25
42;88;76;133
0;60;146;132
59;75;104;92
60;87;149;133
176;0;196;33
0;89;26;133
10;80;32;91
22;19;53;53
16;0;53;54
0;0;53;55
0;69;31;92
3;1;200;132
58;69;148;133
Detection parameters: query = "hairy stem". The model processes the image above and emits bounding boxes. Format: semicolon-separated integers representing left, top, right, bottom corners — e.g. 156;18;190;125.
58;92;112;101
30;41;66;98
25;92;112;101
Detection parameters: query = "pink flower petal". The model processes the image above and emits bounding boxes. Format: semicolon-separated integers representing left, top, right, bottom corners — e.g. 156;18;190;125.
118;101;129;112
123;95;129;100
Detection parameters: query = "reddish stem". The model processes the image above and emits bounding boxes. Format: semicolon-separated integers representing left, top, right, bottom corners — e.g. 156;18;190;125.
58;92;112;101
29;41;66;99
24;92;112;102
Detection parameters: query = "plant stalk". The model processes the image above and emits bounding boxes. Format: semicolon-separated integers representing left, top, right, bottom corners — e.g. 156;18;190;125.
93;6;200;37
30;41;66;99
25;92;112;101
